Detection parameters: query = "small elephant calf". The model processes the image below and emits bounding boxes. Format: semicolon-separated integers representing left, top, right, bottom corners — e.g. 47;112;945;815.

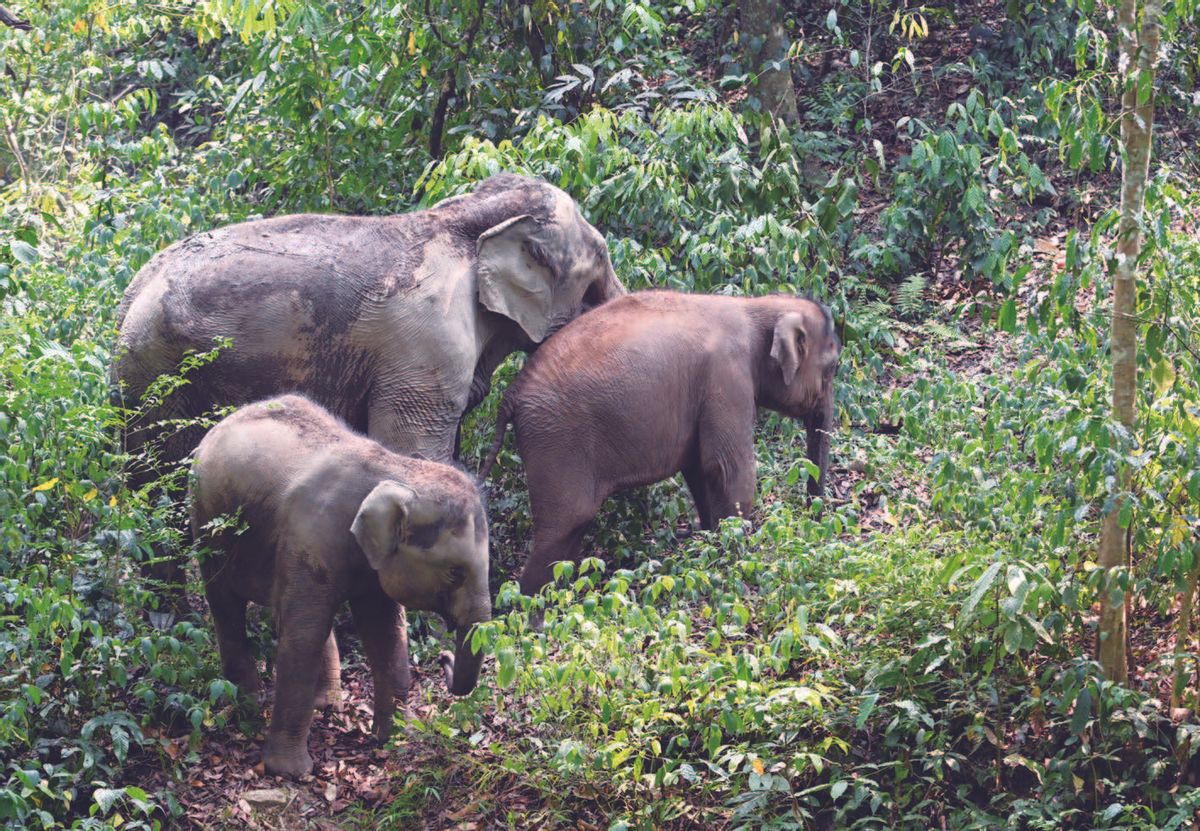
190;395;491;777
481;290;840;598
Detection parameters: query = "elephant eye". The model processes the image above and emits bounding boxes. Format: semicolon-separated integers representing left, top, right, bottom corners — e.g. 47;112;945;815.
449;566;466;586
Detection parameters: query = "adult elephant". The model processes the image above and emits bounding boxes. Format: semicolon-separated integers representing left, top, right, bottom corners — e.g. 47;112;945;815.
116;173;624;463
113;172;625;694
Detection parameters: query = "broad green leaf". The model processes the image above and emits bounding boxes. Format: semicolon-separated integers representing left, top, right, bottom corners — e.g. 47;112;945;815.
10;240;38;264
1070;687;1092;736
959;560;1003;625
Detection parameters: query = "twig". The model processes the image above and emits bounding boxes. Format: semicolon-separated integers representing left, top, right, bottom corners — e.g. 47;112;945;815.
1;112;31;186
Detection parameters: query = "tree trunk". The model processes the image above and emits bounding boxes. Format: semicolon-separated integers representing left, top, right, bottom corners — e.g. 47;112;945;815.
517;1;554;87
738;0;799;125
1097;0;1163;685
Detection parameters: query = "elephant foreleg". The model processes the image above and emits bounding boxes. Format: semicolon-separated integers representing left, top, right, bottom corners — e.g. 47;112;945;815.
696;406;757;527
805;391;835;497
365;388;457;698
393;606;413;701
366;382;461;462
700;469;757;528
350;591;400;743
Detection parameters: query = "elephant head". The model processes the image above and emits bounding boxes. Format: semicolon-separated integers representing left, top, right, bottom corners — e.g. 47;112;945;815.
468;175;625;345
765;299;841;496
350;480;491;695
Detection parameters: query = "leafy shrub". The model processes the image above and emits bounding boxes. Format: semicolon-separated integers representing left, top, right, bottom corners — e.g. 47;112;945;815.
857;88;1054;285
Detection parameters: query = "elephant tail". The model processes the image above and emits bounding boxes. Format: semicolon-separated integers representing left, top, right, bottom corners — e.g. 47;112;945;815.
479;394;515;479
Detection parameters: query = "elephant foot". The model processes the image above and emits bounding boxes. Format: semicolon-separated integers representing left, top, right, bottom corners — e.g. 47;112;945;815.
372;707;397;745
392;664;412;704
312;685;343;710
224;660;261;696
263;741;313;778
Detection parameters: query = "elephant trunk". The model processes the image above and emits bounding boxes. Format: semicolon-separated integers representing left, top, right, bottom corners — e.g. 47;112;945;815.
444;604;490;696
806;389;835;497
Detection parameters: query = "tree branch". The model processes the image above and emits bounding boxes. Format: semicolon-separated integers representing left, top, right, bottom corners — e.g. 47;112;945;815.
0;4;31;31
424;1;485;160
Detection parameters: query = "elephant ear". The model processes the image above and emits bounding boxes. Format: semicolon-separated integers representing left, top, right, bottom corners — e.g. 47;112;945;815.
769;312;808;385
476;214;555;343
350;481;416;571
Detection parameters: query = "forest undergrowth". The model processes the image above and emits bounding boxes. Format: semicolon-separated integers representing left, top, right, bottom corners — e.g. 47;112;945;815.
2;1;1200;829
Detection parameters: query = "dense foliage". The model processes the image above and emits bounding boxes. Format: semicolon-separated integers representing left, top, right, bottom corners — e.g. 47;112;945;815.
1;1;1199;828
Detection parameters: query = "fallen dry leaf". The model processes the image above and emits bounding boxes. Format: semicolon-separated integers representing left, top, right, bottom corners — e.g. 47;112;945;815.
241;787;292;811
447;801;481;821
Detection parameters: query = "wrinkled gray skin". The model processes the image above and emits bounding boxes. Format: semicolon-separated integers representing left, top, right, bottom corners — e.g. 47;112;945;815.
190;395;490;778
113;173;624;694
481;291;840;597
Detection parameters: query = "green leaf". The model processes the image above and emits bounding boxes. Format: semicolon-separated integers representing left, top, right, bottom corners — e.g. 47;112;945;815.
959;560;1002;626
496;646;517;688
93;788;123;814
1151;358;1176;395
10;240;38;264
1070;687;1092;736
1003;621;1023;653
855;693;878;730
997;299;1016;333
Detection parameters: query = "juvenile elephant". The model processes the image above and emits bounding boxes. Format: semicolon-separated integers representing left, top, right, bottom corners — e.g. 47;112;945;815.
114;173;623;689
190;395;490;777
481;291;840;597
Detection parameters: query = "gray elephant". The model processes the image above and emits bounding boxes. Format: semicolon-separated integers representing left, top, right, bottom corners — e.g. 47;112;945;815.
113;172;624;691
190;395;490;778
481;291;840;597
115;173;624;464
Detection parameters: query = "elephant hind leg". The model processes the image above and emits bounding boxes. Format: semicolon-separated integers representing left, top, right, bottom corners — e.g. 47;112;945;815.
519;516;595;599
204;580;259;694
263;591;337;778
681;460;714;531
311;631;342;710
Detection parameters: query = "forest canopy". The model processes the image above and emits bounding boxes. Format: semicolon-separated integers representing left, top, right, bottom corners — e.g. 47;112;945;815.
2;0;1200;828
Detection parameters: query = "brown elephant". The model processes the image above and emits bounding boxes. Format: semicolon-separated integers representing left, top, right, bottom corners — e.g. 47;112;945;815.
190;395;490;777
114;173;624;693
481;291;840;597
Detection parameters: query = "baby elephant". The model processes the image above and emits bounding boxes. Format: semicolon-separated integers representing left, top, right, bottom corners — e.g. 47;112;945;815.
190;395;490;777
481;290;840;597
